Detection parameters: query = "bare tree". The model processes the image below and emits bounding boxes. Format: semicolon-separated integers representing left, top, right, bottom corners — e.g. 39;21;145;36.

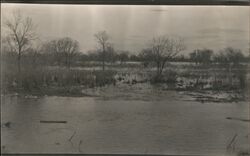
189;49;213;65
117;51;129;65
42;37;79;68
4;10;36;72
139;48;153;68
41;40;60;65
248;42;250;61
145;36;185;78
60;37;80;68
105;44;117;64
94;31;109;71
214;47;245;65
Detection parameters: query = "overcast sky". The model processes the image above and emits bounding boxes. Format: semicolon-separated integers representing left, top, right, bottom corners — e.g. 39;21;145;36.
1;4;249;55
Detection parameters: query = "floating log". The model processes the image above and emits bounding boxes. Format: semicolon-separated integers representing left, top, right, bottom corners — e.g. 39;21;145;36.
40;120;67;123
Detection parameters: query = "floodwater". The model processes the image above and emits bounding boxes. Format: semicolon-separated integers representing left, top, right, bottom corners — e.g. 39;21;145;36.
1;84;249;155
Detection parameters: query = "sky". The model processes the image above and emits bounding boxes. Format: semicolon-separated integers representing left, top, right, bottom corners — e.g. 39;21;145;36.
1;4;249;55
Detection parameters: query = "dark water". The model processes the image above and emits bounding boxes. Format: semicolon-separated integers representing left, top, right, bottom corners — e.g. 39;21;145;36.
1;88;249;155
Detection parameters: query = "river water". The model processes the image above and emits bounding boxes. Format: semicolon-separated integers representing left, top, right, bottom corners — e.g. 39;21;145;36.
1;85;249;155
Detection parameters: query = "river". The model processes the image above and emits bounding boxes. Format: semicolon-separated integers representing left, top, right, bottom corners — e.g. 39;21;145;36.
1;85;249;155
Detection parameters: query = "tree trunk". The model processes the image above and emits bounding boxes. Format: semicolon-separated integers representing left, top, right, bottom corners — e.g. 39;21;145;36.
156;61;160;76
68;55;71;69
17;51;21;73
102;44;105;71
102;54;105;71
65;54;68;68
17;50;22;88
158;60;166;76
229;64;232;87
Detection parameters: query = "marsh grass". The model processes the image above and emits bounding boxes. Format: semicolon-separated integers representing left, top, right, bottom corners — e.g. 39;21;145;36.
2;64;116;96
1;60;248;96
149;64;249;92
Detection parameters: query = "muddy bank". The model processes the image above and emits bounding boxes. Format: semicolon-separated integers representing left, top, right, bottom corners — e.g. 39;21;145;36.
2;64;249;101
3;81;248;104
2;86;95;97
181;90;247;103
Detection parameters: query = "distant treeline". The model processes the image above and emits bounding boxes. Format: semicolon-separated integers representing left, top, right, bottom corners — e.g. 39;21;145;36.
2;10;249;95
2;44;249;68
2;10;249;72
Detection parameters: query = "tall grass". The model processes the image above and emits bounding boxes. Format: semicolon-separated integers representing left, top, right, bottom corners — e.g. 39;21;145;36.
148;64;248;91
2;63;116;96
1;58;248;95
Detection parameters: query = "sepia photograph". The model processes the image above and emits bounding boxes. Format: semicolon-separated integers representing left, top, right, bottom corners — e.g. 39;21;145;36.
1;3;250;156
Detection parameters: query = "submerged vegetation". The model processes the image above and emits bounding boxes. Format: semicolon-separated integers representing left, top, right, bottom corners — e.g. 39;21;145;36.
1;7;250;156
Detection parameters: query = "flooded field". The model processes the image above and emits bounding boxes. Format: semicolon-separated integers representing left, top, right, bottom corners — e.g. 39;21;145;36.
2;4;250;156
1;83;249;155
2;64;250;155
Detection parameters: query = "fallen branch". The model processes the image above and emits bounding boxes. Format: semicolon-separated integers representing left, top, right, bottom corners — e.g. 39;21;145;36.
40;120;67;123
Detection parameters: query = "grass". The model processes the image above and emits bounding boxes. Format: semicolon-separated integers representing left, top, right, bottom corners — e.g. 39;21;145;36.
148;64;249;92
1;60;249;96
2;64;117;96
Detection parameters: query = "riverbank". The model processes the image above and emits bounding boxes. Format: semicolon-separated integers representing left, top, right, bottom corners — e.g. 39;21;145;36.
1;63;249;100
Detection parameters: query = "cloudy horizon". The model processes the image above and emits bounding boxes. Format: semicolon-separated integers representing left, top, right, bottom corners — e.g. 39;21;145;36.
1;4;249;55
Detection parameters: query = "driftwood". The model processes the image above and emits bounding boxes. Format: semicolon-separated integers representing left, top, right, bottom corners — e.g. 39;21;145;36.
226;117;250;122
40;120;67;123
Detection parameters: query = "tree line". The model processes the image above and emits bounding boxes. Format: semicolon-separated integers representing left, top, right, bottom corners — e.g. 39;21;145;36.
2;11;250;74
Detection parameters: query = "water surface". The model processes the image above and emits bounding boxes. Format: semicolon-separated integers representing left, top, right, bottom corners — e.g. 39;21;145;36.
1;87;249;155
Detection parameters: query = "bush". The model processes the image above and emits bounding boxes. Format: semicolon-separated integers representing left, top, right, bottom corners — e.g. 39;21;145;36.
150;69;178;84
